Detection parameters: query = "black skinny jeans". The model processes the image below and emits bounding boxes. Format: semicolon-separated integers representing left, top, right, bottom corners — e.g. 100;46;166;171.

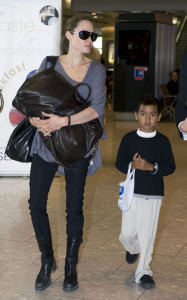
28;154;89;239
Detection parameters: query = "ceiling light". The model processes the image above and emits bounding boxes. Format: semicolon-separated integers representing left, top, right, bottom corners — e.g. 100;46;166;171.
172;17;178;25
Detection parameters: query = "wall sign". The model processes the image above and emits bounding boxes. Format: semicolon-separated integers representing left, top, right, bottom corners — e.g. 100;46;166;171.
0;1;62;176
134;66;148;81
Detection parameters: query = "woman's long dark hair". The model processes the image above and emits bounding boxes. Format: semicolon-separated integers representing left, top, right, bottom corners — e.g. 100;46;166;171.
61;15;94;54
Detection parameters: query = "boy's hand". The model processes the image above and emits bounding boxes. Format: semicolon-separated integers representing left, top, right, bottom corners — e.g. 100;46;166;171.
132;153;153;171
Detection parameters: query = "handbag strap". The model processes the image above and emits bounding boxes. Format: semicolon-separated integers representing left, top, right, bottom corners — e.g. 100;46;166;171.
127;162;135;180
45;56;58;70
46;56;91;103
75;83;91;102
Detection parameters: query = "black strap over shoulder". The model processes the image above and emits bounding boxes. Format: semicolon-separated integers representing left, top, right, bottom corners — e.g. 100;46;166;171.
46;56;91;103
45;56;58;70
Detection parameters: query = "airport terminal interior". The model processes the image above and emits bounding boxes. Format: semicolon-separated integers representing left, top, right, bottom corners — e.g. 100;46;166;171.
1;1;187;299
0;108;187;299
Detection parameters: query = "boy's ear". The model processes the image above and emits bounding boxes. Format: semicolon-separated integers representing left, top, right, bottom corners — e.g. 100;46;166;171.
157;113;162;122
135;111;138;120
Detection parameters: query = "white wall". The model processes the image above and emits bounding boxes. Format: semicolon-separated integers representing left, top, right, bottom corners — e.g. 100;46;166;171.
155;23;176;99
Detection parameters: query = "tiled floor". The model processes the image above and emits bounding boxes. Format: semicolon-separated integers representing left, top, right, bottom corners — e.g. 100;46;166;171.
0;109;187;300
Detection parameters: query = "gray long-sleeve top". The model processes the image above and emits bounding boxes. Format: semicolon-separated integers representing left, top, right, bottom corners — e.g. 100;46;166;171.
30;57;107;176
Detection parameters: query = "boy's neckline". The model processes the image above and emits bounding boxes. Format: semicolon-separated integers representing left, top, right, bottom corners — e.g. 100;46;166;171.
136;129;157;138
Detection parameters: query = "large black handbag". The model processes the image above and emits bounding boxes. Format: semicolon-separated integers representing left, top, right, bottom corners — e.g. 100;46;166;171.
5;117;36;162
12;68;91;119
5;57;57;163
12;56;103;165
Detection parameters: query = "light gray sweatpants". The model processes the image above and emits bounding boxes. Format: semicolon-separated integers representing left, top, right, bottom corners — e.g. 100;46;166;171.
119;196;162;284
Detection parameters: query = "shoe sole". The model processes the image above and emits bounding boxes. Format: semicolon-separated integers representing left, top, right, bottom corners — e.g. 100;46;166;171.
35;279;51;291
140;283;155;290
63;284;79;292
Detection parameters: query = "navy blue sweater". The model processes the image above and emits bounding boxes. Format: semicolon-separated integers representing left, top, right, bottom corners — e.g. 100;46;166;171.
115;131;176;197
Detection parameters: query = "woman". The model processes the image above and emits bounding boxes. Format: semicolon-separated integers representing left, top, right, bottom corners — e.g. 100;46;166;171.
29;16;106;292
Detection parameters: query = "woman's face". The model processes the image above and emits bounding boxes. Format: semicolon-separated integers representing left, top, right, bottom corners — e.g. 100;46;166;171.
68;20;95;54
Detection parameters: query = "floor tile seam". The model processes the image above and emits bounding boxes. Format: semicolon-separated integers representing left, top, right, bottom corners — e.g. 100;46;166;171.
78;259;128;269
49;274;64;285
153;277;187;283
153;253;180;259
39;286;85;299
0;237;33;243
83;217;115;229
157;220;171;233
96;247;125;253
152;253;179;258
83;225;114;232
84;225;120;233
0;259;42;266
136;290;146;299
81;242;121;252
154;234;186;242
107;258;128;274
96;232;120;249
30;257;41;266
25;236;38;243
79;246;124;254
174;242;187;257
153;270;187;277
83;204;110;213
0;287;37;295
0;238;33;243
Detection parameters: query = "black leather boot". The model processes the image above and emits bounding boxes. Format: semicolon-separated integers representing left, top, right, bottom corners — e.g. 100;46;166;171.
63;237;82;292
35;235;56;291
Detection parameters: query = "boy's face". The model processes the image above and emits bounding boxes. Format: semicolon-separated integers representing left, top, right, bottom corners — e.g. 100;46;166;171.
135;104;161;133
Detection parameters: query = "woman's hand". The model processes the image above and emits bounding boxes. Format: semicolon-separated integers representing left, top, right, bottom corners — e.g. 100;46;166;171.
29;117;41;127
29;107;99;136
180;117;187;133
29;112;68;136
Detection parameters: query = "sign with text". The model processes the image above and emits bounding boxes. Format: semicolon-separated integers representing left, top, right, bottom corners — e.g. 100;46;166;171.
0;0;62;176
134;66;147;80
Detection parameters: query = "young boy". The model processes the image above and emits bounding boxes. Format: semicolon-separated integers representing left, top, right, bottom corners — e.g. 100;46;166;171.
115;96;176;290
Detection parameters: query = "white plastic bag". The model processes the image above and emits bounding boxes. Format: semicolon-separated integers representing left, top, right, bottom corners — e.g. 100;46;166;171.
118;162;135;212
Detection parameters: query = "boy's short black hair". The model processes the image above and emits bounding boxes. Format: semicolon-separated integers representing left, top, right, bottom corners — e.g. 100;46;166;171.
135;96;161;114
